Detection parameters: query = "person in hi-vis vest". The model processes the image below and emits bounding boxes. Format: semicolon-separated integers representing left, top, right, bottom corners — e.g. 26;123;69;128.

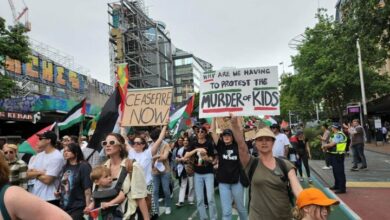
322;123;347;194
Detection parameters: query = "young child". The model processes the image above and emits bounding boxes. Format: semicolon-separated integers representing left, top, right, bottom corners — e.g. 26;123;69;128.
294;188;339;220
84;166;126;219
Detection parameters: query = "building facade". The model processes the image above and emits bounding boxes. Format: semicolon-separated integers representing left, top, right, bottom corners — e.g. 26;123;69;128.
108;0;174;88
0;49;112;138
172;48;213;106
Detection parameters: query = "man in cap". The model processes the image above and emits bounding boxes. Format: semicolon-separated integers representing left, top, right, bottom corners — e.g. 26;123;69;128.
27;131;65;206
322;123;347;194
270;124;291;158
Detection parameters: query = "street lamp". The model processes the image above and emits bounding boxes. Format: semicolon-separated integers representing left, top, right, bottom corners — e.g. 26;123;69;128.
356;38;369;140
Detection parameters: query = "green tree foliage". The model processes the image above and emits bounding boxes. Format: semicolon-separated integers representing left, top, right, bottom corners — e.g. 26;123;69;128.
0;17;30;99
281;8;390;122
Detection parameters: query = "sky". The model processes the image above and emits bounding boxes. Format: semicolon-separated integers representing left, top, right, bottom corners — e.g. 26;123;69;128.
0;0;337;84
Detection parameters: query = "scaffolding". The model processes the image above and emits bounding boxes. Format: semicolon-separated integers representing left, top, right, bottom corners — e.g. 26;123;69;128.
108;0;174;88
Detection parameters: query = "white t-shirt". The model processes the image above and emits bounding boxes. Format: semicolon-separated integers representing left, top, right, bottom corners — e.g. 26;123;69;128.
272;133;291;158
31;149;65;201
128;148;153;185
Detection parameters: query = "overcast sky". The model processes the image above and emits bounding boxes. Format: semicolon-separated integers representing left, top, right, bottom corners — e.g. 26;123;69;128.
0;0;337;84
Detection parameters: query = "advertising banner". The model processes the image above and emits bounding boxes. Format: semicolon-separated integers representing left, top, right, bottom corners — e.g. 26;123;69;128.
199;66;280;118
122;87;173;126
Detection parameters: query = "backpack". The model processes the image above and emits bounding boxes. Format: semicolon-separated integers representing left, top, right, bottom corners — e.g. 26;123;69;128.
247;157;295;211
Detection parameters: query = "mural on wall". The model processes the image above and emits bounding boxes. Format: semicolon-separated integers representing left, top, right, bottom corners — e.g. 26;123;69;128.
5;53;86;93
0;96;40;113
0;95;100;116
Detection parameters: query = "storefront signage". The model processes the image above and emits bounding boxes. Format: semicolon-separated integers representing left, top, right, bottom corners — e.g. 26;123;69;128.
0;111;33;122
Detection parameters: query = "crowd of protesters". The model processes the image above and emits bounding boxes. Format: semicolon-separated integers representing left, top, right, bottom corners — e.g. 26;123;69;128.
0;115;345;220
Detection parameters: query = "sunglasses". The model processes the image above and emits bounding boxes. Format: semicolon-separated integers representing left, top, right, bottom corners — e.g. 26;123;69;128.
198;130;206;134
101;140;120;147
3;151;14;155
133;142;145;145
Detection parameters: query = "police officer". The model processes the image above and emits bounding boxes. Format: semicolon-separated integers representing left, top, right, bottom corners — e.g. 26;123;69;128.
322;123;347;194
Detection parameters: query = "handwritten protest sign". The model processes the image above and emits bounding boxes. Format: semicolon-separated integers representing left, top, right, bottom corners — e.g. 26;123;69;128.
199;66;280;118
122;87;173;126
215;117;244;134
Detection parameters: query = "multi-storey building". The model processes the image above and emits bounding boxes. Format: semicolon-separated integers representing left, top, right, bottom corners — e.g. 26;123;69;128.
172;48;213;105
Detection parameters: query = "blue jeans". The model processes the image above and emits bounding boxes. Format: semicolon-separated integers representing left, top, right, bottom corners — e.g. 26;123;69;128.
194;173;217;220
219;182;248;220
152;172;171;212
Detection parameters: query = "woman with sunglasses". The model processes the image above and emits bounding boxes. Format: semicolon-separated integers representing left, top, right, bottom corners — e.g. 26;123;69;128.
128;125;168;219
2;144;28;190
184;127;217;220
0;152;72;220
56;143;92;220
210;119;248;220
231;114;303;220
94;133;149;220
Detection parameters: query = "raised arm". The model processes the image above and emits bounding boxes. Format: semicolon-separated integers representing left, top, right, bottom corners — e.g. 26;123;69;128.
150;124;168;156
230;114;250;167
120;127;133;152
210;118;220;145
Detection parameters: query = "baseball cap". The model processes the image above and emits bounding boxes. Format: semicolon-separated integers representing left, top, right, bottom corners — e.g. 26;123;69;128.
254;127;276;140
222;129;233;136
37;131;57;143
331;123;341;130
297;188;339;209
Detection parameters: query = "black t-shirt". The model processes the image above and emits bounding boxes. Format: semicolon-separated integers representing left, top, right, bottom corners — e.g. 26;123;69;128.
296;140;307;156
186;139;215;174
215;140;240;184
60;162;92;211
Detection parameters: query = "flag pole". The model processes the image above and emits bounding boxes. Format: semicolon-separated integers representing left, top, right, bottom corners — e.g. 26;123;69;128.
54;121;59;141
79;120;84;139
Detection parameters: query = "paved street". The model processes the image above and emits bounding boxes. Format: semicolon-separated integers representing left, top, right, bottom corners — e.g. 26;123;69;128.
310;143;390;219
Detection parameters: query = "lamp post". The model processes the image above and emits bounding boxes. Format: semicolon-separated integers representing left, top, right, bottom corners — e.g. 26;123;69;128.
356;38;369;141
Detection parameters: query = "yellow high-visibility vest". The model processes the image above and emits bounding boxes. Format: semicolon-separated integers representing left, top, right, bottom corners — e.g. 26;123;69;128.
330;131;347;154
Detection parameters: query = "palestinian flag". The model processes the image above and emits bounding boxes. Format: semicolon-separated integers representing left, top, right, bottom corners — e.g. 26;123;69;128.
58;98;87;131
87;86;121;151
170;96;195;137
18;123;56;155
89;208;103;220
261;115;277;126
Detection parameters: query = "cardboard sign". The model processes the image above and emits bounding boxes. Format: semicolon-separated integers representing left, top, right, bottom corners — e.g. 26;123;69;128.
199;66;280;118
122;87;173;126
215;117;244;134
245;129;257;141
